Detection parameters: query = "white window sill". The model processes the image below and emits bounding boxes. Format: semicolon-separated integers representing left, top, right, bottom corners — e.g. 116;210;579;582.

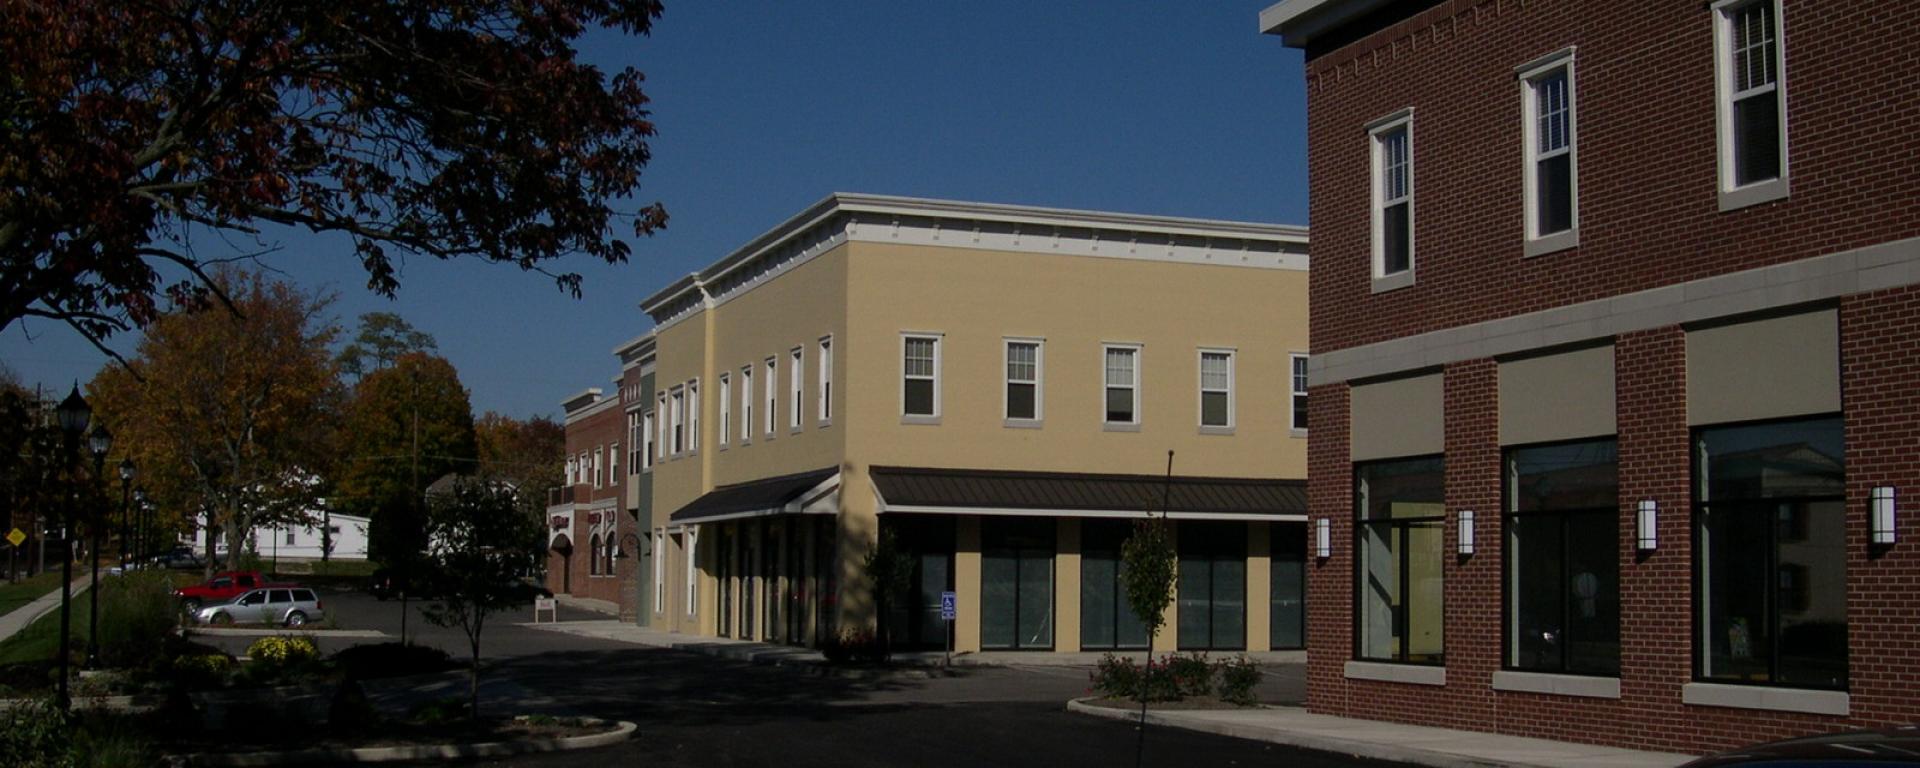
1371;270;1415;294
818;419;833;429
789;426;803;436
1004;419;1043;429
901;415;942;426
1718;177;1790;212
1199;425;1236;436
1492;670;1620;699
1523;229;1580;259
1344;660;1445;686
1103;422;1141;433
1683;682;1848;716
1290;428;1309;439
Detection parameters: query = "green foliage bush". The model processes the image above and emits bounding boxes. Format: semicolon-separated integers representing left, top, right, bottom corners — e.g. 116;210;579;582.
1165;652;1213;698
407;696;470;725
246;635;319;665
1213;655;1263;705
0;696;76;768
96;572;181;669
1091;652;1263;706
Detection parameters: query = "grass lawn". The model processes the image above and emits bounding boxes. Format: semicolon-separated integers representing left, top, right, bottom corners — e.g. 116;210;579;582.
0;571;66;621
0;589;90;666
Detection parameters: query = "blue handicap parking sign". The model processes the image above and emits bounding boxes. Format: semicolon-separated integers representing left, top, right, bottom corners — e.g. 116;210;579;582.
940;590;957;620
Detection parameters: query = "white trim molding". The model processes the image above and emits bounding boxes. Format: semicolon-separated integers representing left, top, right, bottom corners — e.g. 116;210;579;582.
1344;660;1445;687
1492;671;1621;700
1683;682;1848;716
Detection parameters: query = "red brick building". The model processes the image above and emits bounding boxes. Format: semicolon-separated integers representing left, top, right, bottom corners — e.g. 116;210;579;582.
545;384;633;613
1264;0;1919;754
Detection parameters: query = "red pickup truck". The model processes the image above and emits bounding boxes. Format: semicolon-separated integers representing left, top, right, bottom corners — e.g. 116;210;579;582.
174;570;268;612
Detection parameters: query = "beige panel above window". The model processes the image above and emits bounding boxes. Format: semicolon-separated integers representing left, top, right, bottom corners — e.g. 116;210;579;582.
1686;308;1840;426
1350;372;1444;461
1499;344;1616;446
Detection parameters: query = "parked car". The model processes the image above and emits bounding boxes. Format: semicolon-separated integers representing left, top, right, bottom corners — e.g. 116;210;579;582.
1682;724;1920;766
368;568;404;601
150;546;205;570
174;570;268;613
193;585;325;627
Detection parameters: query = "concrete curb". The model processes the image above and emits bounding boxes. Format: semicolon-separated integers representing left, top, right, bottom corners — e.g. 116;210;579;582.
1066;698;1499;768
186;628;390;638
666;640;945;680
177;718;637;766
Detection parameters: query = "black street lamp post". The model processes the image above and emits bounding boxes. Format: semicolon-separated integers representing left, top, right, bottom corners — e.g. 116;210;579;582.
85;423;111;669
118;459;135;571
133;488;148;565
52;385;91;711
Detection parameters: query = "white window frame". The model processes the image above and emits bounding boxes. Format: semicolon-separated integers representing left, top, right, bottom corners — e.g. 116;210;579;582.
740;365;754;444
1102;343;1142;431
652;529;665;613
789;347;804;432
627;412;642;475
1519;48;1580;257
609;442;619;480
818;336;834;425
592;447;604;488
1197;348;1236;433
641;409;655;471
1290;353;1310;437
578;451;589;484
901;332;943;424
1368;108;1416;293
565;455;576;486
718;373;731;449
763;357;778;438
656;394;668;460
684;528;699;615
1003;337;1044;426
669;386;685;457
687;379;700;454
1712;0;1790;211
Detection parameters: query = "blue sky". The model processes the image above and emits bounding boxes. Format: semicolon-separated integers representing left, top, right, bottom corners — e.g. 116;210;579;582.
1;1;1307;419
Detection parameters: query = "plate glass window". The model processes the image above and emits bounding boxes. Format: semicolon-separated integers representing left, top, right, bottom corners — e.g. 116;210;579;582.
1505;438;1620;676
1104;346;1138;424
1079;520;1149;650
1006;341;1040;421
1199;351;1233;428
1524;61;1576;240
1178;521;1246;650
903;336;939;417
981;517;1054;650
1694;416;1845;689
1372;119;1413;278
1356;456;1446;664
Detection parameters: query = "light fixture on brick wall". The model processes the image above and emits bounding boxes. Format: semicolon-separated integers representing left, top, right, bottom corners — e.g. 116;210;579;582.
1872;486;1897;545
1315;518;1331;560
1637;500;1658;552
1458;510;1476;555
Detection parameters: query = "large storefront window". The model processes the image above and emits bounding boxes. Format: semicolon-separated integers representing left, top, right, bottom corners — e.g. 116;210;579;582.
982;517;1055;650
1081;520;1149;650
1695;416;1846;689
1178;521;1246;650
884;516;954;650
1270;522;1306;650
1356;456;1445;664
1505;438;1620;676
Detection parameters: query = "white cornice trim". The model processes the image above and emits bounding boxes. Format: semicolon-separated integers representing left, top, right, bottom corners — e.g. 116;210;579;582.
564;394;620;425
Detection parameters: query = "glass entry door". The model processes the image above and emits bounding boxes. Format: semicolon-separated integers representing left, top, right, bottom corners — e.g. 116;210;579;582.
982;517;1055;650
1178;521;1247;650
883;515;954;650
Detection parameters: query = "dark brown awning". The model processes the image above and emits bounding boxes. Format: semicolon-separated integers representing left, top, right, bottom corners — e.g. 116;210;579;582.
668;467;839;525
869;466;1306;520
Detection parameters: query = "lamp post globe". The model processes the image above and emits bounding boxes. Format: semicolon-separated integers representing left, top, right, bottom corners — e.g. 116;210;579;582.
84;423;110;670
51;385;88;712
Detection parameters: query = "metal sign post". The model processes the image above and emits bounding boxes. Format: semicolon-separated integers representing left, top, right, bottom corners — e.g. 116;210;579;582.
940;590;957;668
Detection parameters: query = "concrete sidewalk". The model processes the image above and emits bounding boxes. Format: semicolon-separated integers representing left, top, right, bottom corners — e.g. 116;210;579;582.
0;573;93;644
1068;700;1696;768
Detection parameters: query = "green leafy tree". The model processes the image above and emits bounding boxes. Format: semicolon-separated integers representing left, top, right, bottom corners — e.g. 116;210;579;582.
473;411;565;515
862;527;916;662
0;0;669;355
420;478;543;719
337;313;438;381
1120;452;1180;764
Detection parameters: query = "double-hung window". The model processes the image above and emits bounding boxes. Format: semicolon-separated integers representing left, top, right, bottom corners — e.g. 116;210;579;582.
1369;109;1415;291
718;373;731;448
628;413;643;475
1520;50;1578;255
687;380;700;453
1505;438;1620;676
902;334;941;421
656;394;668;460
592;447;604;488
1005;339;1042;423
1695;416;1845;689
641;410;655;471
1713;0;1789;209
652;529;665;613
764;358;778;437
1103;345;1140;428
684;528;699;615
740;365;754;444
609;442;619;480
1290;354;1309;433
789;348;804;431
1356;456;1446;664
669;386;685;456
1198;349;1234;432
818;336;833;424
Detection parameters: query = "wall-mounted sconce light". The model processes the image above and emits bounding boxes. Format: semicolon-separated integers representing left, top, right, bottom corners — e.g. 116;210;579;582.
1637;500;1658;552
1315;518;1331;560
1872;486;1897;545
1458;510;1476;556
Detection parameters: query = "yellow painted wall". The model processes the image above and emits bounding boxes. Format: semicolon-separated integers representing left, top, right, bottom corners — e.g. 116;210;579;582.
1247;521;1272;652
1056;518;1081;652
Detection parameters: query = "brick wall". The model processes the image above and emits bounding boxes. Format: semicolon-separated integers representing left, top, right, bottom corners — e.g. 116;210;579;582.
1303;0;1920;359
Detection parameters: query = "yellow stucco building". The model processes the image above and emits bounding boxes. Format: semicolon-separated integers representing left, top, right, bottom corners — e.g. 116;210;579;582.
633;193;1309;655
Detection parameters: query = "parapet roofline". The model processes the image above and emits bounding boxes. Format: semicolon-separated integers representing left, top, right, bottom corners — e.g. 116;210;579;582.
638;192;1308;316
612;330;656;360
560;387;603;413
1259;0;1400;48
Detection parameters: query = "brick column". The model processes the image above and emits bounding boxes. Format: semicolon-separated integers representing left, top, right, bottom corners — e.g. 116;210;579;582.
1304;381;1351;715
1442;359;1499;727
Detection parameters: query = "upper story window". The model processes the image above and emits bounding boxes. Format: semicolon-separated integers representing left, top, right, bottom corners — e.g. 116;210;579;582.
1290;354;1309;433
687;380;700;453
655;393;667;460
1714;0;1789;210
577;451;588;485
1199;349;1234;431
669;386;685;456
718;373;732;448
565;455;576;486
592;446;604;488
1103;344;1140;428
1005;339;1042;423
641;410;655;471
608;442;619;481
1520;50;1578;256
818;336;833;424
627;412;641;475
740;365;754;444
763;357;778;437
1369;109;1415;292
789;347;804;431
902;334;941;421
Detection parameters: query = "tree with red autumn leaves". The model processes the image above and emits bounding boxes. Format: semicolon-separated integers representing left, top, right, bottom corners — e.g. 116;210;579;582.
0;0;668;355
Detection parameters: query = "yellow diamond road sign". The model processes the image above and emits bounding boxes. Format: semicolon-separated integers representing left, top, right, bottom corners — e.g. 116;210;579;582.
4;528;23;548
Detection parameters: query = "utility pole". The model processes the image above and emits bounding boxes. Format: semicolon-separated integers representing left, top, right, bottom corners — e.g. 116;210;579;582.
403;375;419;646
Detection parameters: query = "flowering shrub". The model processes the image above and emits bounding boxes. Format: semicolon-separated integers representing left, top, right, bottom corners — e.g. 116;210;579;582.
1213;655;1263;705
246;636;319;665
1090;653;1141;698
1164;652;1212;698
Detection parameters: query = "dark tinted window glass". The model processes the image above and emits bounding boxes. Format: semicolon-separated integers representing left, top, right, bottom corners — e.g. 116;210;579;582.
1697;417;1844;501
1357;457;1445;520
1383;204;1410;274
904;379;934;416
1734;95;1780;185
